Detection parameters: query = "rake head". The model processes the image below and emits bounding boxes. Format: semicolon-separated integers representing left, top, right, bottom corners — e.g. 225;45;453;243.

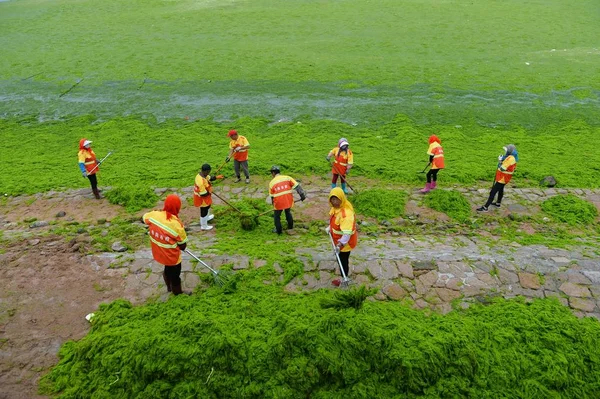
213;269;234;288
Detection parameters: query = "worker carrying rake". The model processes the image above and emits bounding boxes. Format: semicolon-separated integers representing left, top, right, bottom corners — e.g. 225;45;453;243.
193;164;224;231
226;129;251;184
326;187;358;287
420;134;445;193
143;194;189;295
477;144;519;212
269;165;306;235
77;138;103;199
326;137;353;194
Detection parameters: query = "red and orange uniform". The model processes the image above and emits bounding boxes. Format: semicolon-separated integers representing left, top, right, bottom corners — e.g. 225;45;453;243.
269;174;299;210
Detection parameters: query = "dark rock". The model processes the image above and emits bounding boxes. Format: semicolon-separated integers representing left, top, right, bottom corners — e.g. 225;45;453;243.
76;228;86;234
411;260;438;271
540;176;557;188
111;241;127;252
55;211;67;218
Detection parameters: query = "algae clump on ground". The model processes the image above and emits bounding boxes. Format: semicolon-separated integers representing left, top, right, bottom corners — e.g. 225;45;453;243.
541;194;598;225
41;284;600;399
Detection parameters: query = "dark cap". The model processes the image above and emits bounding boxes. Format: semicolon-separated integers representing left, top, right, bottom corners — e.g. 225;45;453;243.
201;163;211;171
270;165;280;173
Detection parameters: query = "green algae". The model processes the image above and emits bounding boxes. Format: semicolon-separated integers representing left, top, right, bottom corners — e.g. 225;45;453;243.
104;186;159;212
541;194;598;226
353;189;407;221
1;117;600;196
423;190;472;223
40;287;600;398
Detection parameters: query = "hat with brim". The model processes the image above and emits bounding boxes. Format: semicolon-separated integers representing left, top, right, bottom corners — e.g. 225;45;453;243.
227;130;238;137
83;140;93;147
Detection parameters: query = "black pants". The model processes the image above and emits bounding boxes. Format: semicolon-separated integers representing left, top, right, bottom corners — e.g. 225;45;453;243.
338;251;350;277
164;263;182;286
200;205;210;217
274;208;293;234
426;169;439;183
87;173;98;190
485;182;506;207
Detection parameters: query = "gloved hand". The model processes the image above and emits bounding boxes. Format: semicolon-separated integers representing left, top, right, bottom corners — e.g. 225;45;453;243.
335;244;342;253
325;156;331;162
300;193;306;201
225;156;231;162
216;174;224;179
82;172;87;178
234;147;241;152
325;226;331;234
498;155;504;161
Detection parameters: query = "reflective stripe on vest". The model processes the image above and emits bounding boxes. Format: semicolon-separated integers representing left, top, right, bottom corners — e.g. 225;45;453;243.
149;236;178;249
271;189;293;198
147;217;179;238
433;154;444;158
332;228;356;235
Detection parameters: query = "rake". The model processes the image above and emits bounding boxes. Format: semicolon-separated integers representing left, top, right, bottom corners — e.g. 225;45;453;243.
185;249;233;287
418;162;431;174
327;230;351;288
87;151;114;175
328;160;358;194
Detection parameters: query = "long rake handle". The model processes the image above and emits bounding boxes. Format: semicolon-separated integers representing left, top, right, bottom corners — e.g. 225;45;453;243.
211;191;244;214
213;159;229;175
327;230;350;283
329;161;356;193
87;151;113;175
184;249;219;275
420;162;431;173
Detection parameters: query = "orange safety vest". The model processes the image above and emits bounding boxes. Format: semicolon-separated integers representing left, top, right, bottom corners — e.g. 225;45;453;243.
269;175;298;210
331;148;353;175
79;149;98;174
329;209;358;252
143;210;187;266
193;174;213;207
430;143;445;169
230;136;249;162
495;156;517;184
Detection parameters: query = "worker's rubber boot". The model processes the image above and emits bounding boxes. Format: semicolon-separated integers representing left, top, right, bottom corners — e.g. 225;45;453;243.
341;183;348;194
207;214;214;222
200;216;214;231
92;188;102;199
331;183;336;189
162;271;172;293
430;181;437;190
420;183;431;193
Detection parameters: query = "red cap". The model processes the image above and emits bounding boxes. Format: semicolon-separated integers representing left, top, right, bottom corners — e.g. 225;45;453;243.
227;130;238;137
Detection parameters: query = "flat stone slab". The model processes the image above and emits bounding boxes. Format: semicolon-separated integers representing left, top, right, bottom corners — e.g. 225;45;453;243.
411;260;437;271
559;282;592;298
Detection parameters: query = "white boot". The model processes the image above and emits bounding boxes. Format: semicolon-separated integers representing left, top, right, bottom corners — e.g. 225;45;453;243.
206;214;214;222
200;216;213;230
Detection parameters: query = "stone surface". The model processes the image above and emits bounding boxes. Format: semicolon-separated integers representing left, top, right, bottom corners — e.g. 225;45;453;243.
518;272;541;290
55;211;67;218
396;262;414;279
29;221;49;228
412;260;437;271
434;287;461;302
111;241;127;252
569;297;596;312
382;283;407;300
559;282;591;298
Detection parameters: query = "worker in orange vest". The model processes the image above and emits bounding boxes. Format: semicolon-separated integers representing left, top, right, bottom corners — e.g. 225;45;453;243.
269;165;306;234
477;144;519;212
420;134;445;193
77;138;101;199
143;194;189;295
193;164;224;231
226;130;250;183
326;187;358;286
327;138;354;194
